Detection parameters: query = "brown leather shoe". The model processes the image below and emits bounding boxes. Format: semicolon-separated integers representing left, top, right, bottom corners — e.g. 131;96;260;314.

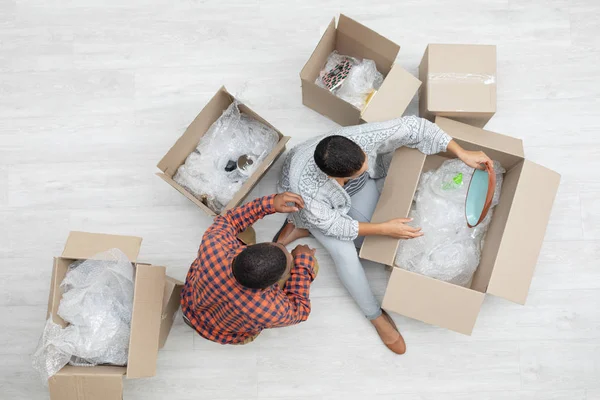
375;310;406;355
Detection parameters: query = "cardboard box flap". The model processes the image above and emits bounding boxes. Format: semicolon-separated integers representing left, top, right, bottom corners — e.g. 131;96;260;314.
360;148;426;265
383;268;485;335
157;87;234;176
159;276;184;349
488;160;560;305
62;231;142;262
300;18;336;81
361;64;421;123
126;264;166;379
49;366;125;400
434;117;524;158
337;14;399;70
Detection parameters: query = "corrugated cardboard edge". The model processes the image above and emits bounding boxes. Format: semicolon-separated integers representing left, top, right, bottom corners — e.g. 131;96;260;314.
361;64;421;123
49;366;125;400
159;276;184;349
383;268;485;335
487;161;560;304
359;148;426;265
62;231;142;263
300;17;336;81
125;264;166;379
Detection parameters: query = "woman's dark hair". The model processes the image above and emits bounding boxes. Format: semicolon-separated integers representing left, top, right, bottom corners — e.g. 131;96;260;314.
314;135;365;178
232;243;287;289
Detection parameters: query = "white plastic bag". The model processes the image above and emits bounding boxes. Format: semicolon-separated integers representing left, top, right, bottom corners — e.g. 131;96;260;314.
315;51;384;110
173;100;279;213
32;249;135;383
395;159;505;287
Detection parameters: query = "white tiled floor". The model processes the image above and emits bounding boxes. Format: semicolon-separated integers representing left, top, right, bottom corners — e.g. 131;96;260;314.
2;1;600;399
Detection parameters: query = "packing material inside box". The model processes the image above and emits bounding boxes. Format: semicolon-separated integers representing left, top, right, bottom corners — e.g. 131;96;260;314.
38;232;173;400
395;159;505;287
300;14;421;126
419;44;497;128
157;87;290;217
315;50;384;110
173;100;279;213
360;117;560;335
33;249;135;382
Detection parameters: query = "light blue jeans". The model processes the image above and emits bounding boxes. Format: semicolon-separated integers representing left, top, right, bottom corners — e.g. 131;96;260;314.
309;177;383;320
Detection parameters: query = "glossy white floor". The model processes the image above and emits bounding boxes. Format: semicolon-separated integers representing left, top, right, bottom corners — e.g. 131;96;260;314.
2;0;599;399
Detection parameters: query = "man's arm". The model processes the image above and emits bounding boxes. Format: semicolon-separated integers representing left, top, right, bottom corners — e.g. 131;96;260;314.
208;192;306;238
208;195;276;238
267;248;316;328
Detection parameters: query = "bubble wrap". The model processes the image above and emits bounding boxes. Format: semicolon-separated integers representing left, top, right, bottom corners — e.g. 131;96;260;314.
395;159;505;287
32;249;135;383
315;51;384;110
173;100;279;213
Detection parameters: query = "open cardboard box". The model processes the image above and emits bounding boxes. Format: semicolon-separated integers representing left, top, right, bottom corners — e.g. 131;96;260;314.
300;14;422;126
46;231;182;400
157;86;290;217
360;117;560;335
419;44;497;128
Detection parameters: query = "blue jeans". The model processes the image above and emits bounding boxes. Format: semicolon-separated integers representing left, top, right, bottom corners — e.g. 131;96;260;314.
309;177;382;320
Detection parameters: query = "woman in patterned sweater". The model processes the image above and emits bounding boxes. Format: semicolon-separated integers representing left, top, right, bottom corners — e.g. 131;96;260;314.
277;116;492;354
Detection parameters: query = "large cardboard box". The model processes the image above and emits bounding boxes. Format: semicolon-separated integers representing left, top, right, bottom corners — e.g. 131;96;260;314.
419;44;497;128
46;231;180;400
300;14;422;126
157;86;290;217
360;117;560;335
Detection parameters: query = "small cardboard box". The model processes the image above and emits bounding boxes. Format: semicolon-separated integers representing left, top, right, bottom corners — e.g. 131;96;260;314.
157;86;290;217
360;117;560;335
419;44;497;128
46;231;180;400
300;14;422;126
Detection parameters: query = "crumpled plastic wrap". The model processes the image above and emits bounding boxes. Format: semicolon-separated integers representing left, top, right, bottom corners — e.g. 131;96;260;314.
32;249;135;383
395;159;505;287
316;51;384;110
173;100;279;213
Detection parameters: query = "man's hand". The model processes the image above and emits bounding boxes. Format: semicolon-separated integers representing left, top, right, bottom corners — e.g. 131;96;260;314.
382;218;423;239
458;149;493;171
273;192;305;213
291;244;316;258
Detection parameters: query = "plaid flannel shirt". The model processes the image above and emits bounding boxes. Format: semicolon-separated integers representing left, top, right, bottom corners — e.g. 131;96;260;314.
181;195;316;344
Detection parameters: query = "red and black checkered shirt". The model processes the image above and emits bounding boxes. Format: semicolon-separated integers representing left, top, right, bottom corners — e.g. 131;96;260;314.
181;195;316;344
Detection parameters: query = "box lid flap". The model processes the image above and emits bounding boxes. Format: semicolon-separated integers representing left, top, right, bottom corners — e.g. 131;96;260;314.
434;117;524;157
62;231;142;262
300;18;336;81
159;276;184;349
383;268;485;335
361;64;421;123
488;160;560;304
360;148;426;265
126;264;166;379
49;366;125;400
337;14;399;67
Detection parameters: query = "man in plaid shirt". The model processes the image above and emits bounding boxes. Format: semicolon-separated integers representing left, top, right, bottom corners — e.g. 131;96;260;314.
182;192;317;344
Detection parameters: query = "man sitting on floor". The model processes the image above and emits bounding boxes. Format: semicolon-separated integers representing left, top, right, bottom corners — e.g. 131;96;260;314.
181;192;317;345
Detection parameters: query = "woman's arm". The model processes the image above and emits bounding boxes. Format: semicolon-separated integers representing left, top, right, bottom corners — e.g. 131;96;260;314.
359;218;423;239
447;140;493;170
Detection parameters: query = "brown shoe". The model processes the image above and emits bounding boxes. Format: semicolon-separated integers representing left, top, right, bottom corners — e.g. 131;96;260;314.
372;310;406;355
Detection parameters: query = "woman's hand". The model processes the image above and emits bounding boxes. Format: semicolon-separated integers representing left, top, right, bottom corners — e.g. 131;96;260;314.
382;218;423;239
273;192;305;213
458;149;493;170
447;139;493;170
